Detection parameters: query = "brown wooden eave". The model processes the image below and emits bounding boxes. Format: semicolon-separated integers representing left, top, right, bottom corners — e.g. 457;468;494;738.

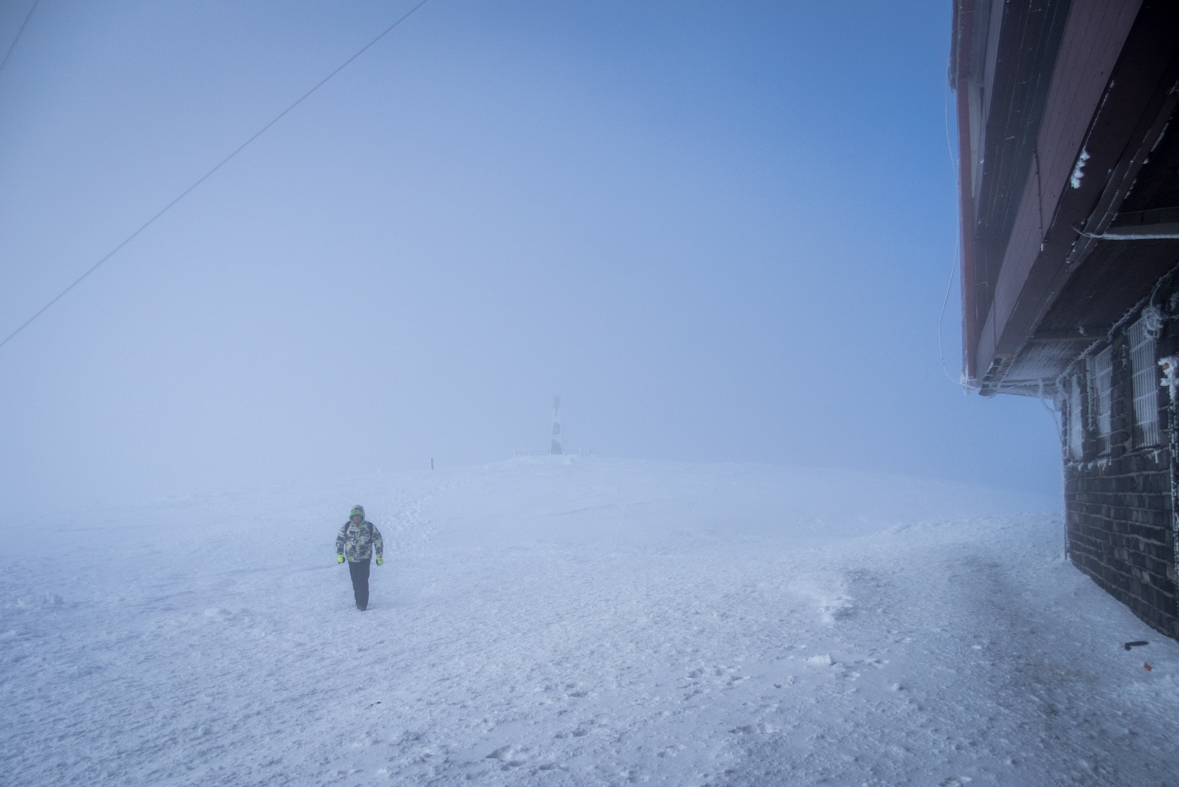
958;0;1179;396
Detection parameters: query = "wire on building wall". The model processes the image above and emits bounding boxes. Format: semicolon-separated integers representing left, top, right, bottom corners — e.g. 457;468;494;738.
939;81;973;394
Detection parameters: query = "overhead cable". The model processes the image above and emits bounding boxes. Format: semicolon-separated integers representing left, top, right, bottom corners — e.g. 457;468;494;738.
0;0;39;76
0;0;431;352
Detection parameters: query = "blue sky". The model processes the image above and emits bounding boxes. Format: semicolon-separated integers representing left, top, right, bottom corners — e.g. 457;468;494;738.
0;1;1062;515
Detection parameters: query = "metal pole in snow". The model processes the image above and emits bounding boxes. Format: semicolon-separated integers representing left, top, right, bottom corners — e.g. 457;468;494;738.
550;396;563;455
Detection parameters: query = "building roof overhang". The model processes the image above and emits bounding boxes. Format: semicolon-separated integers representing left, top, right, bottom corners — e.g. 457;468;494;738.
952;0;1179;397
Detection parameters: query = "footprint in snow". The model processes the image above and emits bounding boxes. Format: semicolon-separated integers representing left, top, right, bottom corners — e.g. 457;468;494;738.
485;745;527;768
729;723;776;735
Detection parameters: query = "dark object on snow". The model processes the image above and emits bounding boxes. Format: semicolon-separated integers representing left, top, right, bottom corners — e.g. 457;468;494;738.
1144;663;1153;671
1124;641;1149;651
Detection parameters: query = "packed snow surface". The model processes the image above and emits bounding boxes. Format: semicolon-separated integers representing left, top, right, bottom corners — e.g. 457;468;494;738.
2;457;1177;786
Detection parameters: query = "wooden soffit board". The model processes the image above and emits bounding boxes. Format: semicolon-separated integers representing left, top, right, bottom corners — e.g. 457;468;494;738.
974;0;1164;379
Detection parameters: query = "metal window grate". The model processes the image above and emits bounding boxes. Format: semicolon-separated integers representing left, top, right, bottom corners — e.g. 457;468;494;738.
1068;374;1084;461
1128;316;1161;447
1087;347;1112;455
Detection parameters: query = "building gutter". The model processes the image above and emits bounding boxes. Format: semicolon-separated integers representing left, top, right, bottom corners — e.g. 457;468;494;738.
1076;229;1179;241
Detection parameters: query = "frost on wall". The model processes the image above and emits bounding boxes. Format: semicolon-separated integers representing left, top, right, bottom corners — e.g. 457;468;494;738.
1069;148;1091;189
1067;375;1084;461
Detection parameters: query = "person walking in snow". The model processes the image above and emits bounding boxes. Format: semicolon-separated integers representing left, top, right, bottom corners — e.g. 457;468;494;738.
336;505;383;611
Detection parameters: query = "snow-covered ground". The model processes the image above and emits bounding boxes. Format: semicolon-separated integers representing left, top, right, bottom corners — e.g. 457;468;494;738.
2;457;1177;786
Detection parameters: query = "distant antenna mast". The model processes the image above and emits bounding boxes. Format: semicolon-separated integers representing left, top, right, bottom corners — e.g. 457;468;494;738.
550;396;563;455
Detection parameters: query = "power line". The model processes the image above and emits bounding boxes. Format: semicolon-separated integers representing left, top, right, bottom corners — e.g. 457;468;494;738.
0;0;39;76
0;0;432;352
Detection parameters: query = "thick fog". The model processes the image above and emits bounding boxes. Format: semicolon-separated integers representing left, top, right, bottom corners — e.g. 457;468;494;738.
0;1;1060;518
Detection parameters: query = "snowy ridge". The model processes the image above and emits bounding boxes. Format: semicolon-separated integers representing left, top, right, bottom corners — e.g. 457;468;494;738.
1;457;1176;785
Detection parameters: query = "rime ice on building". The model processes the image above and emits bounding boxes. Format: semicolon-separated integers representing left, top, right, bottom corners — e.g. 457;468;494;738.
951;0;1179;639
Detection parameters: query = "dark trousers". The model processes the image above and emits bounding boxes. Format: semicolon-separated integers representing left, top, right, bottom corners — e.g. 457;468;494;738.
348;557;371;609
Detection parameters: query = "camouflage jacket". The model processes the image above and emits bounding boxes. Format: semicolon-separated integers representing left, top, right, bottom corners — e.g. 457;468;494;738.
336;520;383;562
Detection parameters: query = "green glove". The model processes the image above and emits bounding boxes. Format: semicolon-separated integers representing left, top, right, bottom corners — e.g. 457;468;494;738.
376;556;383;566
337;554;345;563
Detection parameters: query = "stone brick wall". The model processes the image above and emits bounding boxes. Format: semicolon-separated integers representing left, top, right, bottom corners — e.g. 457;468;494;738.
1065;451;1178;638
1061;303;1179;640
